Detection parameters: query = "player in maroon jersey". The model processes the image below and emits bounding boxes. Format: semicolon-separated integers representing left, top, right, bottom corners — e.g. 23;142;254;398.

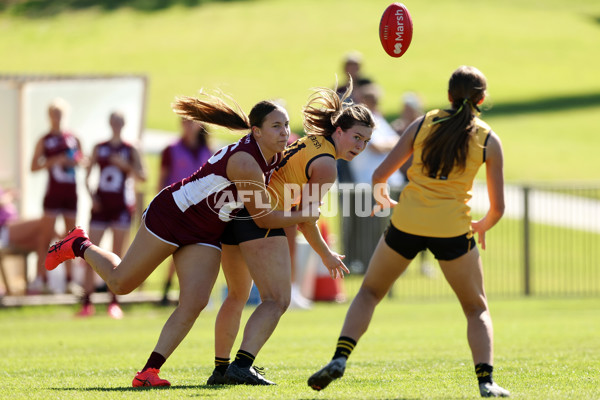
78;111;147;318
158;118;212;306
30;98;85;294
45;93;320;387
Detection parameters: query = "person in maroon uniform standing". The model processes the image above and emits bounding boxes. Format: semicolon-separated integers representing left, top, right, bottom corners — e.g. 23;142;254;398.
158;118;212;305
30;98;85;294
45;93;320;387
78;111;147;318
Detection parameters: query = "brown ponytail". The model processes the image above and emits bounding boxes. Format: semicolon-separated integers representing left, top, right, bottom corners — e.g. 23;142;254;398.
173;92;283;133
172;93;250;131
303;78;375;136
421;66;487;178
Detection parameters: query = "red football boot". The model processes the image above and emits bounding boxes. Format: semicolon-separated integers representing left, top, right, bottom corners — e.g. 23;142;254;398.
45;227;89;271
76;303;95;317
132;368;171;387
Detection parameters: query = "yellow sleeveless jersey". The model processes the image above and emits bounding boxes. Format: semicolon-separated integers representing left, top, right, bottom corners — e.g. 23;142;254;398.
268;135;337;211
391;109;492;237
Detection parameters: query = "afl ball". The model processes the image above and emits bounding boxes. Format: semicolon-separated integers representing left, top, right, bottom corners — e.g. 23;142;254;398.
379;3;414;58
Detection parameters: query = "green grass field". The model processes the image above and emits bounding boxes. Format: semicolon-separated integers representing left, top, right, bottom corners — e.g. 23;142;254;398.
1;2;599;399
1;297;599;399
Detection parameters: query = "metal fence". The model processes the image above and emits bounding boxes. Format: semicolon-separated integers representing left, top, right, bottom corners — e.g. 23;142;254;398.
333;183;600;299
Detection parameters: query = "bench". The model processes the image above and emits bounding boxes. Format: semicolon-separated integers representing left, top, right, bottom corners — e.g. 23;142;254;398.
0;247;30;296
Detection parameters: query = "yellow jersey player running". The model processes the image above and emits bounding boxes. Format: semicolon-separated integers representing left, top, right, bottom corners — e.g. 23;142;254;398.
209;81;374;386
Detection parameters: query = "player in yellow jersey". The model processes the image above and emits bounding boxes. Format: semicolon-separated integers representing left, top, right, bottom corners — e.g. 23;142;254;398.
206;81;375;386
309;66;510;398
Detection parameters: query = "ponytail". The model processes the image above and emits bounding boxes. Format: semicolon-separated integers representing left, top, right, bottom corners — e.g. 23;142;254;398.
173;92;282;134
421;66;487;179
172;92;250;131
303;78;374;136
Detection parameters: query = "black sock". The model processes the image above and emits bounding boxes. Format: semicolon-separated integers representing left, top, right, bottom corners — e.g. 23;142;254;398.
333;336;357;360
232;350;255;368
142;351;166;372
72;237;92;258
475;363;494;384
214;357;230;374
81;293;91;306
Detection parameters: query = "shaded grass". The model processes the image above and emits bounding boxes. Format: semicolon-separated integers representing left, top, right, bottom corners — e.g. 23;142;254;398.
1;297;599;399
1;0;242;16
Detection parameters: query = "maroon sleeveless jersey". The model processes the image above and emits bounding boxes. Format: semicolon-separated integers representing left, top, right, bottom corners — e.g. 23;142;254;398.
144;133;281;248
90;140;136;226
41;131;81;212
93;140;136;212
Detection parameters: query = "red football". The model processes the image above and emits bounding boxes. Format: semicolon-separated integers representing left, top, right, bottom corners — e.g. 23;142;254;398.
379;3;413;58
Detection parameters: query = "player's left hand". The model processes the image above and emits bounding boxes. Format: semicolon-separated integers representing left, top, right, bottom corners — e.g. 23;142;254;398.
323;252;349;279
471;219;487;250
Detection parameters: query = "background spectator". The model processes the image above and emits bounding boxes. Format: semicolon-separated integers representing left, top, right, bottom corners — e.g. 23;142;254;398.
350;81;404;187
0;187;53;253
29;98;85;294
78;111;147;318
391;92;425;181
335;50;364;102
335;51;370;184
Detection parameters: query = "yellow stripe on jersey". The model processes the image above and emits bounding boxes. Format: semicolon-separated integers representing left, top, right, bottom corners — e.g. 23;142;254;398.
391;109;492;237
268;135;336;211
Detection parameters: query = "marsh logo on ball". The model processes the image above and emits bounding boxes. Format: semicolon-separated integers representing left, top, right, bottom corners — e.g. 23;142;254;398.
379;3;413;58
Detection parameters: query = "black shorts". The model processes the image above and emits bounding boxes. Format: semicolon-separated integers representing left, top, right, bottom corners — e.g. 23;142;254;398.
221;208;286;245
384;223;476;261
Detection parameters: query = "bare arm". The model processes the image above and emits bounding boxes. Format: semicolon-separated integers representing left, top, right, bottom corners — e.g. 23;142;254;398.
226;152;318;229
30;138;51;172
157;148;171;191
297;156;349;279
73;137;88;168
86;145;99;197
158;167;169;192
371;116;421;213
471;131;505;250
128;146;148;182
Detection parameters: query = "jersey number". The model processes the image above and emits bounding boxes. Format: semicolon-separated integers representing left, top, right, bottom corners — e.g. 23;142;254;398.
208;142;240;165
